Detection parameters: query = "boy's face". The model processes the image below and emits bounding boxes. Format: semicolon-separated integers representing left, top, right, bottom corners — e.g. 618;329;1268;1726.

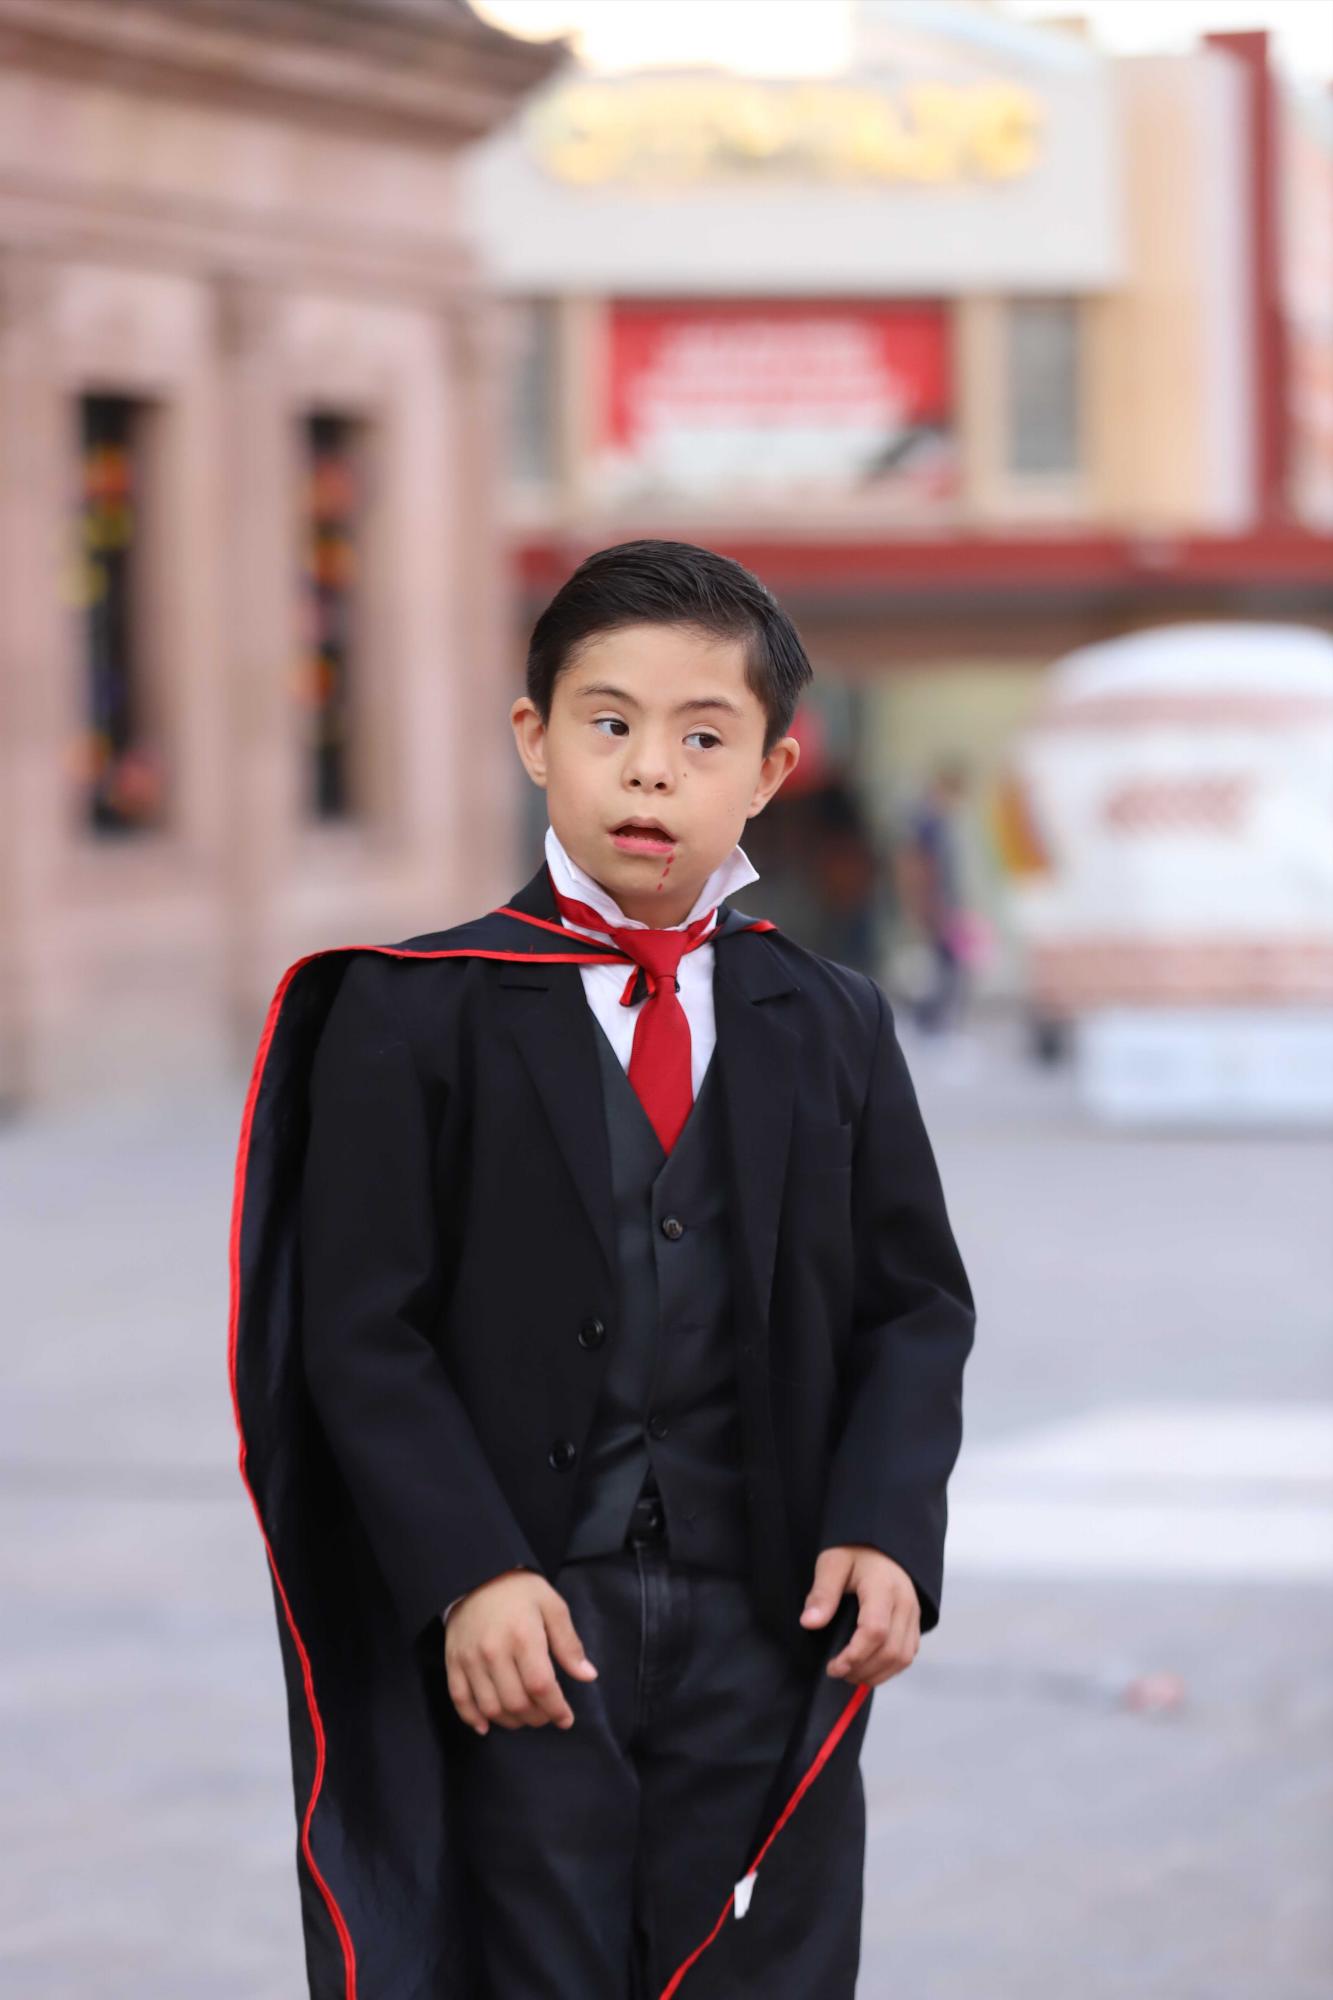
511;622;800;927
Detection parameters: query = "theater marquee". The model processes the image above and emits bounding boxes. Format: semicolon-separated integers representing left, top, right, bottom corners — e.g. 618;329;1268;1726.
528;75;1043;187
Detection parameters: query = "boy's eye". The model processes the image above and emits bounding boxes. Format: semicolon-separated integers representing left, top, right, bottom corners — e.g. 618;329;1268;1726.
592;718;721;751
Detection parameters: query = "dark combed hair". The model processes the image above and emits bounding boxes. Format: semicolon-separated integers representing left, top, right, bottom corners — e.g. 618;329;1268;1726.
525;539;813;757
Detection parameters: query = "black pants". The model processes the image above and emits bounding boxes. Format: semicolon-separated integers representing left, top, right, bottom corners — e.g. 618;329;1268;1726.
449;1518;866;1998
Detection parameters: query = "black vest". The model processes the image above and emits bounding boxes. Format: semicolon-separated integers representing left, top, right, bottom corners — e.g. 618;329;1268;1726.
561;1011;750;1576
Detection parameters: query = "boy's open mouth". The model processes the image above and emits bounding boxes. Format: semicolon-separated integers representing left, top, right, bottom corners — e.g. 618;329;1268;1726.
611;820;677;854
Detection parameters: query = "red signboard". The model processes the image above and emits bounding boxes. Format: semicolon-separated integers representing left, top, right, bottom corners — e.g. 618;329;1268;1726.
597;299;956;507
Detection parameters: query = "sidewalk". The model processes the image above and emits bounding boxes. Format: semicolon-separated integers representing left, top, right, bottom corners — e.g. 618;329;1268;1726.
1;1031;1329;1997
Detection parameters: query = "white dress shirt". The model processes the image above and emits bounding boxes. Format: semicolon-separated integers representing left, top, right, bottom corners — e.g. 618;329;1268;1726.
441;821;761;1630
542;819;761;1097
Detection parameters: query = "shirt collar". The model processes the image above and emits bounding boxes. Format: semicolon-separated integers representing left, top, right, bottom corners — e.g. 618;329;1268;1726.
544;820;760;935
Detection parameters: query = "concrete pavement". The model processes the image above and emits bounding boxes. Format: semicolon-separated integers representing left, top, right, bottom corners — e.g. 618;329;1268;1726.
1;1014;1329;1997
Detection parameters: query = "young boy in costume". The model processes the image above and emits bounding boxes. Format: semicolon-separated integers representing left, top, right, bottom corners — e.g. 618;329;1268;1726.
229;539;976;1999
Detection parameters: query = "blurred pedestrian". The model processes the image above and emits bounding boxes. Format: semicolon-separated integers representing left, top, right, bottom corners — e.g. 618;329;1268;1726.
808;777;882;973
896;757;972;1035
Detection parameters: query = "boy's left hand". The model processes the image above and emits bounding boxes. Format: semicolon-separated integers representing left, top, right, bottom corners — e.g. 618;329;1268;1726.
800;1545;920;1686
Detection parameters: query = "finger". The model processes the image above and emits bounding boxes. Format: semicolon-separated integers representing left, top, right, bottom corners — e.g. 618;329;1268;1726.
515;1631;575;1729
861;1632;914;1687
446;1665;486;1734
837;1594;919;1684
899;1588;922;1648
832;1631;895;1684
882;1596;920;1677
467;1656;507;1730
801;1553;853;1627
827;1600;892;1677
488;1648;545;1727
542;1595;599;1683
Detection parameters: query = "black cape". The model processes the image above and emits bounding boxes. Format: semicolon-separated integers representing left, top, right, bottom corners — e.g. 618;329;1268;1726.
228;896;875;1999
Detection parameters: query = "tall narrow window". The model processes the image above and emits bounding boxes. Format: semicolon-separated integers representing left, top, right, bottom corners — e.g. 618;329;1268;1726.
76;394;165;835
508;298;558;491
300;412;365;821
1005;299;1081;476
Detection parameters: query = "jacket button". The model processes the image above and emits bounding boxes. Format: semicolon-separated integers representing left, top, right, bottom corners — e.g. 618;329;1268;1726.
578;1316;606;1349
548;1438;578;1471
647;1415;669;1439
660;1216;685;1240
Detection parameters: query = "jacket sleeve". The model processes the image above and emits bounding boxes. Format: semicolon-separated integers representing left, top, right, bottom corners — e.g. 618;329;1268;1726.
816;977;977;1633
299;955;542;1644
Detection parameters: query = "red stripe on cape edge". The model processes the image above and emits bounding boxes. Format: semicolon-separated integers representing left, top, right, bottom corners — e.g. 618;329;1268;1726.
659;1681;870;1996
493;902;778;946
226;915;842;2000
227;949;361;1996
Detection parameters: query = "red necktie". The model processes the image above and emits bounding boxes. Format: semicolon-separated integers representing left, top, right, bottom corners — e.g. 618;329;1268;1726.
550;880;718;1154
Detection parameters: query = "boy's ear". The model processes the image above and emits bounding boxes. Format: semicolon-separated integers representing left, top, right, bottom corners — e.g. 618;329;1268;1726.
509;697;548;788
750;734;801;814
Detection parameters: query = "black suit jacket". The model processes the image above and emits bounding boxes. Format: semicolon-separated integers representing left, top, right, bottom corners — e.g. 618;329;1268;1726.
297;856;976;1655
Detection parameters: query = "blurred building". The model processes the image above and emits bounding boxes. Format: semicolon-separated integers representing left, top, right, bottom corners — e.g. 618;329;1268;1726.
0;0;562;1108
2;0;1331;1105
463;0;1333;987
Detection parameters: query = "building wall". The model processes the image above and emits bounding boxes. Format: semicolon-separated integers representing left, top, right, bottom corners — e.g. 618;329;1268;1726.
0;19;550;1109
474;27;1282;540
480;27;1328;1022
0;64;465;250
1096;50;1256;530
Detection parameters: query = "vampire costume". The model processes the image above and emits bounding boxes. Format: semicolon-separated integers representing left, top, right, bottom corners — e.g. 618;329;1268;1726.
228;858;976;1998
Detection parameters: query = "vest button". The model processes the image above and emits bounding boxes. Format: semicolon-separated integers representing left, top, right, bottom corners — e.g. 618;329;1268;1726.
548;1437;578;1471
578;1317;606;1349
660;1216;685;1240
647;1415;669;1439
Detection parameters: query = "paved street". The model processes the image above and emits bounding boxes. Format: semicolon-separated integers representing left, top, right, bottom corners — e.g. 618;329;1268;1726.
1;1013;1330;1998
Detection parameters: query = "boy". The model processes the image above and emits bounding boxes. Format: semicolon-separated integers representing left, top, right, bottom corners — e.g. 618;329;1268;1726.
229;540;976;1999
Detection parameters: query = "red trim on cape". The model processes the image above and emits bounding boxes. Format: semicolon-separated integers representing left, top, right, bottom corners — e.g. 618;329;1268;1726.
495;901;779;944
660;1680;870;1995
228;916;854;2000
228;950;360;1994
227;932;633;1996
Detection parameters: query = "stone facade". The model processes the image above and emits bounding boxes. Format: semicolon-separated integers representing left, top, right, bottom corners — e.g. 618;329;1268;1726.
0;0;565;1108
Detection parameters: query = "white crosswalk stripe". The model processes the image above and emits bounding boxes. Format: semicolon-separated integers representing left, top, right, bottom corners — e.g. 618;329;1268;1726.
946;1403;1333;1582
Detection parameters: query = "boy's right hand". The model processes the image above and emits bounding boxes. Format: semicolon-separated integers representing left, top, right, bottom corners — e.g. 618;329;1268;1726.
443;1569;598;1734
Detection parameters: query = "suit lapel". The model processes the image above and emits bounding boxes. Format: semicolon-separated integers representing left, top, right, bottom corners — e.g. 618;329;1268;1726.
712;910;801;1331
490;859;800;1323
491;863;619;1279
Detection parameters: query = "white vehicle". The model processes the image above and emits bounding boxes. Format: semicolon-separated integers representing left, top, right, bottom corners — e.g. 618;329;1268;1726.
997;622;1333;1124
